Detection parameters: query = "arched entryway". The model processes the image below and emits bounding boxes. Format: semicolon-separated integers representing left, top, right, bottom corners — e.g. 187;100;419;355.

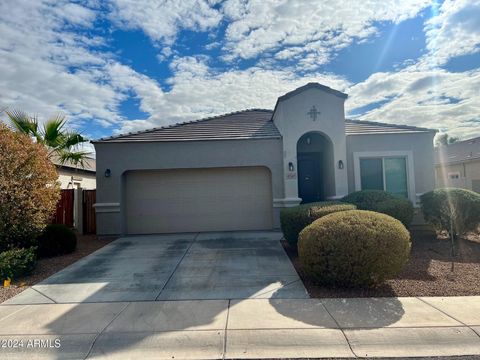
296;132;335;203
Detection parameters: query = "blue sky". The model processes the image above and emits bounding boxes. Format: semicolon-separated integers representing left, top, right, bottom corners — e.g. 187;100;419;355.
1;0;479;147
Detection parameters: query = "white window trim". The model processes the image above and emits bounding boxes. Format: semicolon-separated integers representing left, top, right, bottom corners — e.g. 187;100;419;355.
353;151;416;204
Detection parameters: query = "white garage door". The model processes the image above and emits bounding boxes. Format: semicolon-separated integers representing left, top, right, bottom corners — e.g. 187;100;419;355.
125;167;273;234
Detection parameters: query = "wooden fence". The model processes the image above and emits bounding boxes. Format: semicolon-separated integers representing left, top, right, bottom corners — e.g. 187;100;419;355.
52;189;74;227
51;189;96;234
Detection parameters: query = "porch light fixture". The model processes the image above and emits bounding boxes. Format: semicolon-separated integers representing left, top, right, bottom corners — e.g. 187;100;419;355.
104;168;111;178
288;162;295;171
338;160;344;170
306;137;311;145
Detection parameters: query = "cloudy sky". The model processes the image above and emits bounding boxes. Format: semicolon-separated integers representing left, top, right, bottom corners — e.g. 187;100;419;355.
1;0;479;145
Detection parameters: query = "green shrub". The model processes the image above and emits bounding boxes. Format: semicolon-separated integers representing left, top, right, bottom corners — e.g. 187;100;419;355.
420;188;480;238
37;224;77;258
0;247;36;280
341;190;414;227
280;201;356;246
298;210;411;287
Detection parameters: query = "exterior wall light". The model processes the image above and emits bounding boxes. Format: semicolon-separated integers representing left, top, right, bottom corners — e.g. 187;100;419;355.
288;162;295;171
104;168;111;178
338;160;344;169
306;137;311;145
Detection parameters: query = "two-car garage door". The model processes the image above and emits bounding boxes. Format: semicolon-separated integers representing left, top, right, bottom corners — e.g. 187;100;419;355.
124;167;273;234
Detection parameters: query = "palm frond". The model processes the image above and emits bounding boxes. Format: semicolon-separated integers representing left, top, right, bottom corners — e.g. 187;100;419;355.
59;132;88;150
42;113;66;148
5;109;39;137
57;150;91;167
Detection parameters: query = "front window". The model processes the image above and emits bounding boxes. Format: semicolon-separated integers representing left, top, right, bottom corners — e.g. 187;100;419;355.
360;157;408;198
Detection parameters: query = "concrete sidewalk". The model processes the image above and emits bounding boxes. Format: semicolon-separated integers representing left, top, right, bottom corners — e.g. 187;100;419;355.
0;296;479;359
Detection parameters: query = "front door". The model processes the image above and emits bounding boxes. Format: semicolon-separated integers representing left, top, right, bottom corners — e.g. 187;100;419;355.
297;153;322;203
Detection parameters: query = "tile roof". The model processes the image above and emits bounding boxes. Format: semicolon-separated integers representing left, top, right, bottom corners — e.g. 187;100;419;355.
95;109;280;143
435;136;480;165
345;119;437;135
94;109;436;143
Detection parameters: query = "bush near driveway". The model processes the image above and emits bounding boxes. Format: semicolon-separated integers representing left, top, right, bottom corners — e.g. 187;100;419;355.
341;190;414;227
0;124;59;252
420;188;480;238
280;201;356;246
0;247;36;281
37;224;77;258
298;210;411;287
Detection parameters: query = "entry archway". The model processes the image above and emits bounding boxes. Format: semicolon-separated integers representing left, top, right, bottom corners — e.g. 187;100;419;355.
296;132;335;203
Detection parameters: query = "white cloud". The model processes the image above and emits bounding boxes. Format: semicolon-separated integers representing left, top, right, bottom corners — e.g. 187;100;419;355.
346;65;480;139
425;0;480;65
0;0;166;133
220;0;431;65
108;0;223;45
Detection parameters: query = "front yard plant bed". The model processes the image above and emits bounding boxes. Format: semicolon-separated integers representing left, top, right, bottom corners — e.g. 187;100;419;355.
283;230;480;297
0;234;114;303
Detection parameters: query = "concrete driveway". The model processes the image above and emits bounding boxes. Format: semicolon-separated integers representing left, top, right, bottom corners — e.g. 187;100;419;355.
5;231;308;304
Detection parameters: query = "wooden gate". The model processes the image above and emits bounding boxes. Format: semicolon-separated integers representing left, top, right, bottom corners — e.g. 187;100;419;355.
83;190;96;234
53;189;74;227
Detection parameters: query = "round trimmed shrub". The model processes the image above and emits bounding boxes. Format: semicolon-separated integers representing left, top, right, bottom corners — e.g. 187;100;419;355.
420;188;480;237
341;190;414;227
280;202;356;246
298;210;411;287
37;224;77;258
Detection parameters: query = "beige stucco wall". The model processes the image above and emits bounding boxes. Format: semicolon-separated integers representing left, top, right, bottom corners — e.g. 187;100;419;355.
57;168;96;189
273;87;348;203
435;159;480;192
94;138;283;235
346;132;436;205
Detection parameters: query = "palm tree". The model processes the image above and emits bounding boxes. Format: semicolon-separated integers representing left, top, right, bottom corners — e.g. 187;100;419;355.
4;109;90;166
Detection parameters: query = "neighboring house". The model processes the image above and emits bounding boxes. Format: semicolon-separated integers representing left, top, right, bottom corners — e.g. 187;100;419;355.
435;136;480;192
92;83;437;235
53;156;96;189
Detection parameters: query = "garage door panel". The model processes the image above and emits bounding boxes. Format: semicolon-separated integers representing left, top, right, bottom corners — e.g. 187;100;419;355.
125;167;273;234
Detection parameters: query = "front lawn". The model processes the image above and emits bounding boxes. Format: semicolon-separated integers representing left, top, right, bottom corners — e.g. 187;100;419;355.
0;234;113;303
283;230;480;297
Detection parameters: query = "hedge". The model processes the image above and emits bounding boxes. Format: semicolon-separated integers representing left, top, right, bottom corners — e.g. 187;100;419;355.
298;210;411;287
280;201;357;246
341;190;414;227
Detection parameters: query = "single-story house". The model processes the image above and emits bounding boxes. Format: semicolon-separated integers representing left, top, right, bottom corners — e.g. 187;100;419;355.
54;156;96;189
92;83;437;235
435;136;480;192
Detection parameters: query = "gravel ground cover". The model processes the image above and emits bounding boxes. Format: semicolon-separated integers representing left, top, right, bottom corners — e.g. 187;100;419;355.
283;230;480;298
0;234;114;303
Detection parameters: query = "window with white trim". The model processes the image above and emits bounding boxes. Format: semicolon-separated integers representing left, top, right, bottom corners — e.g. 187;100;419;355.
359;156;408;198
448;172;460;180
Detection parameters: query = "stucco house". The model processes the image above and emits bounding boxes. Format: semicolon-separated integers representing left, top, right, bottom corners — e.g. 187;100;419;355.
435;136;480;193
54;156;96;189
93;83;437;235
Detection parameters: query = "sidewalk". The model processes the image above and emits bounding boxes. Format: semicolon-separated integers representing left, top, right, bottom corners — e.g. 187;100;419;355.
0;296;479;359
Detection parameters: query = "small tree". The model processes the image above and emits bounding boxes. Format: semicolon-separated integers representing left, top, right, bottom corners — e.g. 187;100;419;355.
420;188;480;269
435;133;459;147
0;124;59;251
